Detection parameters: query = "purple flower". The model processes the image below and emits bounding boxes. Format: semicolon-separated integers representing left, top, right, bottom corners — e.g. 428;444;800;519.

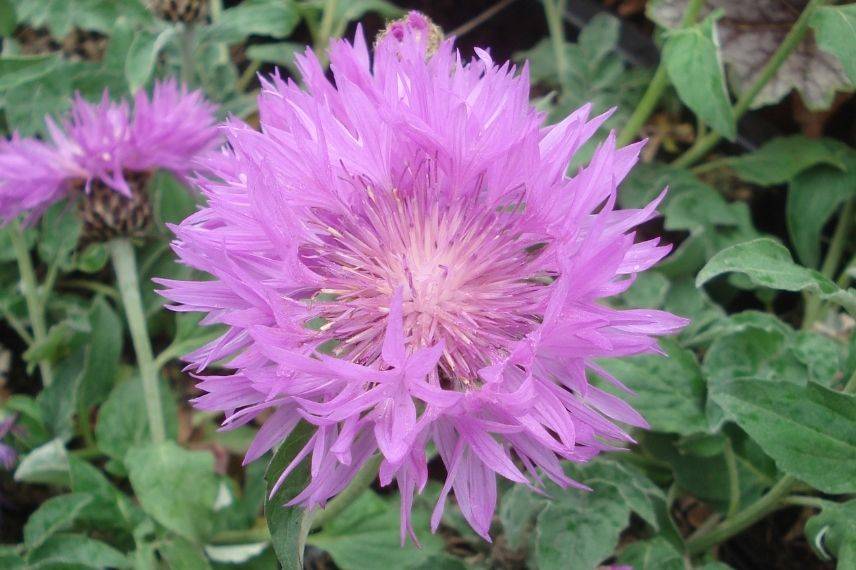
0;79;218;224
0;414;19;471
158;12;688;542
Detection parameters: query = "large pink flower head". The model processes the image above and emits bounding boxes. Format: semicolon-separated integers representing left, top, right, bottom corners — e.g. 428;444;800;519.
159;12;688;542
0;79;218;224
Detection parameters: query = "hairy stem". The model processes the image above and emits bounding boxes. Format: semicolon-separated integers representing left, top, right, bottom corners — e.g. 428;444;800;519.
724;438;741;518
542;0;568;87
311;454;382;530
10;221;53;387
673;0;829;168
109;238;166;443
617;0;705;147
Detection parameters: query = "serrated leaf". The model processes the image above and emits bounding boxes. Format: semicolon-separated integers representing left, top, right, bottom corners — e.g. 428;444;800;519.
810;4;856;84
24;493;93;550
95;375;178;462
14;439;69;486
0;55;60;90
308;491;444;570
663;15;736;140
597;338;707;435
265;423;314;570
712;380;856;493
125;27;175;92
729;135;848;186
649;0;852;110
787;150;856;268
26;533;129;568
617;536;685;570
805;499;856;562
697;238;856;314
126;441;219;541
78;298;122;409
205;0;301;44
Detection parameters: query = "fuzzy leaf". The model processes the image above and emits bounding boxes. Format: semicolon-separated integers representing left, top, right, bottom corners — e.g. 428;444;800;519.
728;135;848;186
810;4;856;84
712;380;856;494
663;15;736;140
649;0;852;110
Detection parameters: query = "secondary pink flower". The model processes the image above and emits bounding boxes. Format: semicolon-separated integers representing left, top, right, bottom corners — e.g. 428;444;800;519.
0;79;217;224
158;12;687;542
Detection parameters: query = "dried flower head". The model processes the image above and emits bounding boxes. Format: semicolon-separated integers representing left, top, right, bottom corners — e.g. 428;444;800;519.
158;12;688;542
0;79;218;239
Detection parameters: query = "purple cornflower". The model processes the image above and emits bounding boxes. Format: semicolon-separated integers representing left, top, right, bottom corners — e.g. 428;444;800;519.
0;79;218;225
0;414;20;471
158;12;688;542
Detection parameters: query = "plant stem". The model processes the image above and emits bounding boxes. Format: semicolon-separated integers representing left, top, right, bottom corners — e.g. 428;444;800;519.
10;221;53;387
844;367;856;395
236;60;262;92
616;0;705;147
210;524;271;545
724;438;741;518
109;238;166;444
310;454;381;530
180;24;196;86
673;0;829;168
314;0;339;65
687;475;795;555
803;198;854;328
783;495;833;509
542;0;568;87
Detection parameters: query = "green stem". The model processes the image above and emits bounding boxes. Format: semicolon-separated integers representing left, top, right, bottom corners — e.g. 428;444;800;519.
210;524;271;545
783;495;834;509
687;475;795;555
314;0;339;65
311;454;381;530
542;0;568;87
236;60;262;92
673;0;829;168
724;438;741;518
109;238;166;444
803;198;854;328
616;0;704;147
10;221;53;387
58;279;120;301
844;366;856;395
180;24;196;86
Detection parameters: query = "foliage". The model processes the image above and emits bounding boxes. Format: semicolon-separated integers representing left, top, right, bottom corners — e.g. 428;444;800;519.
0;1;854;569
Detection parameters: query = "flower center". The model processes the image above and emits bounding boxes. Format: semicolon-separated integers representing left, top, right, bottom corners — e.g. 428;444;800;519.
301;184;550;388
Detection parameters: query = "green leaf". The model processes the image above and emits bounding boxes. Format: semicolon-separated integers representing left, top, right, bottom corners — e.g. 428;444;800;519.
76;243;109;273
37;201;82;270
125;27;175;92
126;441;219;541
206;0;301;44
78;298;122;410
712;380;856;494
787;152;856;268
805;499;856;562
0;0;16;36
536;486;629;570
160;537;212;570
597;339;707;435
95;374;178;462
696;238;856;314
245;42;304;75
26;533;129;569
152;170;197;227
24;493;93;550
68;456;138;532
265;423;314;570
617;536;685;570
0;547;25;569
14;438;69;486
729;136;847;186
810;4;856;84
36;344;88;441
662;15;736;140
308;491;444;570
0;55;60;90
